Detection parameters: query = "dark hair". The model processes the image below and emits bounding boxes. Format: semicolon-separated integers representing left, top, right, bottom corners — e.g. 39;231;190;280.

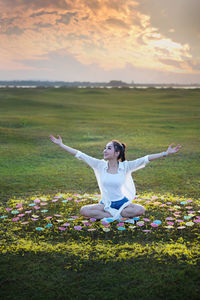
112;140;126;162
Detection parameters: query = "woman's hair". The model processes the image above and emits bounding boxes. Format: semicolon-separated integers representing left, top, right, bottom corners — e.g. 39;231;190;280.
112;140;126;162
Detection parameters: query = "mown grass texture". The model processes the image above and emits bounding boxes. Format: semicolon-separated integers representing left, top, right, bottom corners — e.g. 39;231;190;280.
0;87;200;300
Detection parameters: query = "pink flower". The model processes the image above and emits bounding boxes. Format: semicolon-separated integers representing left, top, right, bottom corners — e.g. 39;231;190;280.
167;222;174;225
12;217;19;222
5;208;12;211
34;199;40;203
117;223;124;227
74;226;82;230
193;219;200;223
63;223;70;226
101;222;108;225
34;206;40;210
137;223;144;227
151;223;158;227
58;227;66;231
16;204;23;208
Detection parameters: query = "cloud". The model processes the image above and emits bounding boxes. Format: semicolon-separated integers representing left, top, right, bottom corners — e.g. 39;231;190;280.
105;18;130;29
0;0;71;10
34;22;52;29
56;12;77;25
183;60;200;71
82;16;89;21
30;11;58;17
83;0;101;11
1;49;199;83
159;58;200;73
1;26;24;35
0;20;25;35
159;59;182;69
105;0;139;12
138;0;200;54
0;0;199;82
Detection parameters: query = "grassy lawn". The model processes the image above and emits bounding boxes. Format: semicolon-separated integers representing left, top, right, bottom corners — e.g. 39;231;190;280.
0;88;200;299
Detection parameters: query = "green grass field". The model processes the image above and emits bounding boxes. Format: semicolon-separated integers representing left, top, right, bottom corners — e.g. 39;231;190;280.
0;88;200;300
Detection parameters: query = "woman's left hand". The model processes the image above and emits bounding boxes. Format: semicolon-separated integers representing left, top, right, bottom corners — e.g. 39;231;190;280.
166;144;182;155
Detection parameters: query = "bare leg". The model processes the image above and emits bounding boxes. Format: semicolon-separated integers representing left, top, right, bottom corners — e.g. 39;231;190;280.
80;204;112;219
121;203;145;218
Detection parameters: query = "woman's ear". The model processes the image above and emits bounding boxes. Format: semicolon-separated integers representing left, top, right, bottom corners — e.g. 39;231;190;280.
115;151;120;158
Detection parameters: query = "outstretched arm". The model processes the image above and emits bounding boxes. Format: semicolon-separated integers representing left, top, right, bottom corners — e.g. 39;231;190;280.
49;135;78;156
148;144;182;161
49;134;101;169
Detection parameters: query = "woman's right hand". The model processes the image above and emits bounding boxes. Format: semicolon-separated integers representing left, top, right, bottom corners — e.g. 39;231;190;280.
49;135;63;146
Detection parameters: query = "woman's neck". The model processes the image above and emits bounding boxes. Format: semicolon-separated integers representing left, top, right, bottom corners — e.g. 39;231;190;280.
108;160;119;169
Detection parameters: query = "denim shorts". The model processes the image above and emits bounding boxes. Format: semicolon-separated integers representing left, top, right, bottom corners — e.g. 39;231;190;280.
100;196;129;210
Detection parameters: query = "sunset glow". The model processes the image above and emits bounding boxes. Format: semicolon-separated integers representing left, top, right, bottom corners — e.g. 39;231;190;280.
0;0;199;83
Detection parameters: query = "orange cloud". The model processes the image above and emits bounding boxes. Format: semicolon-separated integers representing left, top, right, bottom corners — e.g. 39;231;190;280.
0;0;198;75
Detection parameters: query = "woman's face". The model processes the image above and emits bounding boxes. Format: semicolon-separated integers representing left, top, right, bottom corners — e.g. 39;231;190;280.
103;142;119;160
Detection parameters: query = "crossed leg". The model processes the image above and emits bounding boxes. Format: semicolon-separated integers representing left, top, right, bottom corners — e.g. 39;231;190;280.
80;203;145;219
120;203;145;218
80;204;113;220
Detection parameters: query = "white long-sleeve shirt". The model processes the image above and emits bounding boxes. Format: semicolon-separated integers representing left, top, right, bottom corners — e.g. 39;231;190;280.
101;171;126;201
75;151;150;221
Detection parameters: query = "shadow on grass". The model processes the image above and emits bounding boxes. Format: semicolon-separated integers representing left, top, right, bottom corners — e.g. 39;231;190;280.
0;252;199;300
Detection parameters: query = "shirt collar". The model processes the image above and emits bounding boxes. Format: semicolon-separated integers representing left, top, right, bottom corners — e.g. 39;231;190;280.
104;160;125;170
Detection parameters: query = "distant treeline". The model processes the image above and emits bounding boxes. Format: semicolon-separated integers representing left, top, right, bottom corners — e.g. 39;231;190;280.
0;80;199;87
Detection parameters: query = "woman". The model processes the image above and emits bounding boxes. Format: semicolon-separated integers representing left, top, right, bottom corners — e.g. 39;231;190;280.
49;135;181;222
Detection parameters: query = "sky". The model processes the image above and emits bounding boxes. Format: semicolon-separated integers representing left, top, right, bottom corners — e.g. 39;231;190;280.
0;0;200;83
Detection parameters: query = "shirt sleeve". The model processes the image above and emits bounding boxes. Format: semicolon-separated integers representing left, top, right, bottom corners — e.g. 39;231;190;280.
75;150;101;170
127;155;150;173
